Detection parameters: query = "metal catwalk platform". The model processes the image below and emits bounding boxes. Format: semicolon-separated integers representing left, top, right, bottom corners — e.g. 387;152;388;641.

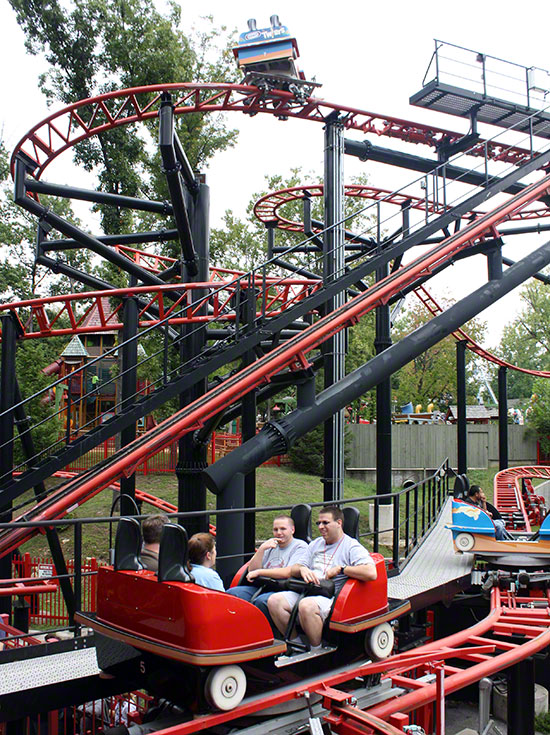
0;641;120;719
388;497;473;610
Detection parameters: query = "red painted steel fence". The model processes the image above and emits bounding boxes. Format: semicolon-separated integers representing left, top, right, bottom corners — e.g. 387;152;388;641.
0;690;153;735
63;433;289;473
12;553;98;626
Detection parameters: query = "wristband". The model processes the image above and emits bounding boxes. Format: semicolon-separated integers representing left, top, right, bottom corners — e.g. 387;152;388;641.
340;565;346;575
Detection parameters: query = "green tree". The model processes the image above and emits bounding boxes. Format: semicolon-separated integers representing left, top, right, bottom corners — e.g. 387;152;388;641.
9;0;239;238
0;141;90;302
391;295;486;411
495;278;550;399
526;377;550;454
12;337;66;465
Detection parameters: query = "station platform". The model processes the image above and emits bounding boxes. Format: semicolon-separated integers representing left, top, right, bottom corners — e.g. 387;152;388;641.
388;497;473;610
411;79;550;140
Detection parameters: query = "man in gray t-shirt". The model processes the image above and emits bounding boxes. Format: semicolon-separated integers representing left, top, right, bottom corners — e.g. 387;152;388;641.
226;515;308;618
268;506;376;648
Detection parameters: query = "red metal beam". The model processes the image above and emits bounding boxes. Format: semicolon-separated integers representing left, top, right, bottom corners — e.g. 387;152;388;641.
10;83;536;181
3;170;549;556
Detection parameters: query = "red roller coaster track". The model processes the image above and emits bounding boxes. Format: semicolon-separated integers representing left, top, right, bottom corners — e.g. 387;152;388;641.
254;183;550;230
2;168;549;556
0;276;319;340
9;83;538;181
6;81;550;733
253;182;550;381
75;585;548;735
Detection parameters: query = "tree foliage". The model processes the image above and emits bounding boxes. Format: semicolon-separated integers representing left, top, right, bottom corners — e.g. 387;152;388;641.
391;295;486;411
0;142;91;302
9;0;239;236
526;378;550;454
495;278;550;399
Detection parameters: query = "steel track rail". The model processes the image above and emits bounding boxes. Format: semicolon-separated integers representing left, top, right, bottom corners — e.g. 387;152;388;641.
1;168;549;556
10;84;536;181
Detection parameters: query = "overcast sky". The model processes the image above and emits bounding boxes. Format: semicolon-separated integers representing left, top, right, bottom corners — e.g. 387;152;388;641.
1;0;549;351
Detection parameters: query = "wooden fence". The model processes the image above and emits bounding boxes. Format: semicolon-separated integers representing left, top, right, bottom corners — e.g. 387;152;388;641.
347;424;538;470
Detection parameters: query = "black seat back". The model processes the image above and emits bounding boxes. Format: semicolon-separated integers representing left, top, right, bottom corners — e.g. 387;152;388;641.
157;523;193;583
453;474;469;499
291;503;312;542
343;506;360;540
114;517;143;571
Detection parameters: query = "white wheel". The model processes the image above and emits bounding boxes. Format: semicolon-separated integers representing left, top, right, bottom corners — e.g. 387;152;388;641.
365;622;394;660
455;532;475;552
205;665;247;711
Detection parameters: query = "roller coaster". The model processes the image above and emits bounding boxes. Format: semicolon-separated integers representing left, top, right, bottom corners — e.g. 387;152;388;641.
3;26;550;734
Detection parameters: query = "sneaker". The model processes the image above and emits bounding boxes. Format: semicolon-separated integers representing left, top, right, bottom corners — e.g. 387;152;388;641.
309;644;324;653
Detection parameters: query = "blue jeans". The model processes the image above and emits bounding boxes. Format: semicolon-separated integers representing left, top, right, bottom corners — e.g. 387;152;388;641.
494;519;510;540
226;584;273;619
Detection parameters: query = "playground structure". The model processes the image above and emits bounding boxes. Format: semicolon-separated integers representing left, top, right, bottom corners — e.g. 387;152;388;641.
3;29;550;732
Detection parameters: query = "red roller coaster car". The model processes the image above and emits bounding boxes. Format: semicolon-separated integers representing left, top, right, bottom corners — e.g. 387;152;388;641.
77;512;410;712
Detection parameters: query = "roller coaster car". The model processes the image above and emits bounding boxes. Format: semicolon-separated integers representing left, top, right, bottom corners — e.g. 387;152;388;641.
448;499;550;558
233;16;321;101
76;509;409;712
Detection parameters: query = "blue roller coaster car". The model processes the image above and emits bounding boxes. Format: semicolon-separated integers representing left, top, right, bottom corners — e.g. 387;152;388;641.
233;16;303;80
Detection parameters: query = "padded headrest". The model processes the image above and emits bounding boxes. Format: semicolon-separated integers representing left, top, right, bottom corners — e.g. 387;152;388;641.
157;523;193;583
114;517;143;571
343;506;360;540
291;503;312;543
453;474;469;500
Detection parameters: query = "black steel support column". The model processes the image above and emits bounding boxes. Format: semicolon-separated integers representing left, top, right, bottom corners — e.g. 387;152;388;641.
375;257;392;503
176;181;210;534
203;238;550;494
498;366;509;471
507;657;535;735
0;314;20;616
119;291;139;514
13;380;76;620
322;115;346;502
456;340;468;475
216;472;245;586
243;286;257;555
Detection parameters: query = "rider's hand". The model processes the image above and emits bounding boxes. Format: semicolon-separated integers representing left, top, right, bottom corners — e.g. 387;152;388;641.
299;567;320;584
247;569;261;581
325;565;342;579
258;538;279;552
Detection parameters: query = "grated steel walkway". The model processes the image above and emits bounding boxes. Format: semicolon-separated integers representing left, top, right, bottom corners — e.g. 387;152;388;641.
410;80;550;139
0;646;99;695
388;497;473;609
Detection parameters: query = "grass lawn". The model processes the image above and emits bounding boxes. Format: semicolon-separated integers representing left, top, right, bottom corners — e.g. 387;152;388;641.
19;464;502;564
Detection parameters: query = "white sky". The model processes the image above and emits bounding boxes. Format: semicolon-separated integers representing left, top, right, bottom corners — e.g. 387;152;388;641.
1;0;550;352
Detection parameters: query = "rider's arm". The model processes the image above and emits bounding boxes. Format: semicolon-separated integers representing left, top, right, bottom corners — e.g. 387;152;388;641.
341;562;377;582
247;565;294;580
248;539;277;572
289;562;307;578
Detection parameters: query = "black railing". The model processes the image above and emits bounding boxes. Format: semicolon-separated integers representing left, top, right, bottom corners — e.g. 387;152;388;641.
0;462;451;641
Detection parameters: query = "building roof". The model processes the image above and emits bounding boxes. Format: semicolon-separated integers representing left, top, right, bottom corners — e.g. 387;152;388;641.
81;296;118;333
445;404;499;422
61;335;89;359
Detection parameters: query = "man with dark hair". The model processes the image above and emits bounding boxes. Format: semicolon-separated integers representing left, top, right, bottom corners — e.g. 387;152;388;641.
226;514;308;617
268;506;377;650
466;485;511;540
140;514;168;572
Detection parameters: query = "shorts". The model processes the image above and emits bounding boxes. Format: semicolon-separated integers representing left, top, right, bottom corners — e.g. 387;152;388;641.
280;591;334;621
